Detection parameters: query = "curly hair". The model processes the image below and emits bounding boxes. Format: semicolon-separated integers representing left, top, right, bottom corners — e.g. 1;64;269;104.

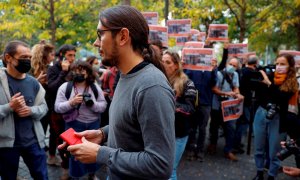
31;41;54;78
277;54;298;93
68;61;96;85
163;50;188;97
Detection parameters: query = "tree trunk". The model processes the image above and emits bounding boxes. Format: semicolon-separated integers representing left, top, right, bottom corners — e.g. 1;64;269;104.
239;4;246;42
297;23;300;51
122;0;131;5
164;0;169;25
49;0;56;45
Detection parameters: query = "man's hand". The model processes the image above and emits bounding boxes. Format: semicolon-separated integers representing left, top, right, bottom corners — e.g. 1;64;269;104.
61;60;70;71
75;129;104;144
67;137;100;164
283;166;300;177
69;94;83;107
9;93;25;111
15;106;31;117
57;129;104;150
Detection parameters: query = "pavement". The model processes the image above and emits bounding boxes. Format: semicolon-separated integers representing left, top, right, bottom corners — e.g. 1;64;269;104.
16;130;299;180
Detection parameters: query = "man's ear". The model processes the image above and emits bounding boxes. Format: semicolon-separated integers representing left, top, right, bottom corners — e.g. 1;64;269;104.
4;53;12;64
119;28;130;46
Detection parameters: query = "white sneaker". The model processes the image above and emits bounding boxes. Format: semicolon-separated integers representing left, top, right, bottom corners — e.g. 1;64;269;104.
47;156;61;166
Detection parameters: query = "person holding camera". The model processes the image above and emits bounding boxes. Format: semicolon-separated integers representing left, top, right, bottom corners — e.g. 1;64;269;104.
252;54;298;180
55;61;107;179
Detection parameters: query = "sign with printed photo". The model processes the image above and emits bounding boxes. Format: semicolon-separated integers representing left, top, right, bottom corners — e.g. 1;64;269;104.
182;48;214;71
198;32;206;42
176;36;189;46
190;29;200;41
221;99;244;122
167;19;191;37
228;43;248;56
149;25;168;48
142;12;159;25
207;24;228;42
279;50;300;67
184;41;204;48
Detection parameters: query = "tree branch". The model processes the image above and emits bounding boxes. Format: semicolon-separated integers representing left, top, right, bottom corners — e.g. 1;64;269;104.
224;0;241;27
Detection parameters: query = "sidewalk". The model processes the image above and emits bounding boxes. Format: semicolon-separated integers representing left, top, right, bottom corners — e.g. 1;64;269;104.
17;139;299;180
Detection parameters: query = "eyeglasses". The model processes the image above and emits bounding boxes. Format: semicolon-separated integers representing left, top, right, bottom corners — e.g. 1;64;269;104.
97;28;122;41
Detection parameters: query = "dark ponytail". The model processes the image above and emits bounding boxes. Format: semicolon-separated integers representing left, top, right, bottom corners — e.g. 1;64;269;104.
142;44;166;75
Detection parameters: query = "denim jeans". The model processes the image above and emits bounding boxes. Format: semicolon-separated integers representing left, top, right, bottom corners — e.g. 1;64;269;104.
209;109;236;153
169;136;188;180
0;143;48;180
253;106;281;177
66;120;100;178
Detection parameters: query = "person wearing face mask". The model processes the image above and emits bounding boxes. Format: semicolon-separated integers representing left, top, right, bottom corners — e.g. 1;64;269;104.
55;61;107;179
0;40;49;179
252;54;298;180
47;44;77;179
207;58;244;161
86;55;102;85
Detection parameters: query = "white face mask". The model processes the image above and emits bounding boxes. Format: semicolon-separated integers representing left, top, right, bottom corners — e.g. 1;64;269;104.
275;65;288;74
226;65;236;74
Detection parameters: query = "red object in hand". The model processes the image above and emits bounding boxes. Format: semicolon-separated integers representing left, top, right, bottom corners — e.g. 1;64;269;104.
60;128;82;145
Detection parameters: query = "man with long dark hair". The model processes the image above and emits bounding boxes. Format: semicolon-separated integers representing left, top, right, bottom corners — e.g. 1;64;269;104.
59;5;175;180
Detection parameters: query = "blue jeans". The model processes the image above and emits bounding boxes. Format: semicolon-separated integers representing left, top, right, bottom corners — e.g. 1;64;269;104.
169;136;188;180
66;120;100;178
0;143;48;180
253;106;281;177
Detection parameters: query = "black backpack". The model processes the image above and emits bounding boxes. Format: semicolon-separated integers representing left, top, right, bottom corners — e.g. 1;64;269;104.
65;81;98;100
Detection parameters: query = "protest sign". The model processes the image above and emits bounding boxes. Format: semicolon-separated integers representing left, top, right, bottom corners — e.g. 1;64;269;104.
228;43;248;56
221;99;244;122
279;50;300;66
198;32;206;42
190;29;200;41
207;24;228;42
142;12;158;25
184;41;204;48
182;48;213;71
149;25;168;48
176;36;189;46
167;19;191;37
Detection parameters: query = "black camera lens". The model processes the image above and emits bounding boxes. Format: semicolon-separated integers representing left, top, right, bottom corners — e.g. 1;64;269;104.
82;93;94;107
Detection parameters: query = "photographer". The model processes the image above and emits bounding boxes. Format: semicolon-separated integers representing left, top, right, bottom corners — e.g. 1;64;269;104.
233;55;270;153
252;54;298;180
55;61;107;179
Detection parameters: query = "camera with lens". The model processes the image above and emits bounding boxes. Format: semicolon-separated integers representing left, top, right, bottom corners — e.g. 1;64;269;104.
82;92;94;107
266;103;278;120
277;139;300;161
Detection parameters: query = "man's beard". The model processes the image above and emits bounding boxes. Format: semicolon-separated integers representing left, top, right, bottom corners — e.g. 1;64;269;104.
101;40;119;67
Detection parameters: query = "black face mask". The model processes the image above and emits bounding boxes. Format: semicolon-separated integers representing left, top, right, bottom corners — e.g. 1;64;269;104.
15;59;31;73
73;74;85;83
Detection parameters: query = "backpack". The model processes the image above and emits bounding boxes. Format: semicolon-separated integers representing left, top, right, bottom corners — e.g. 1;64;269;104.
65;81;98;100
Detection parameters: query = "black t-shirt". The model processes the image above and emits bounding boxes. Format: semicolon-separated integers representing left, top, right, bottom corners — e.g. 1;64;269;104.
6;71;40;147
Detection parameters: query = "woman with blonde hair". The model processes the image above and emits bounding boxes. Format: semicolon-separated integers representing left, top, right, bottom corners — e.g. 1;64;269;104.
162;50;197;180
30;40;58;165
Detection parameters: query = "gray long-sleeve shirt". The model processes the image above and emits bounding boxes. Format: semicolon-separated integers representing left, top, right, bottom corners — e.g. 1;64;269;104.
96;64;175;179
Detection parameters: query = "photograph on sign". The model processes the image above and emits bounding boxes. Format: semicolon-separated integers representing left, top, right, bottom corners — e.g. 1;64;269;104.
149;25;168;48
228;44;248;56
176;36;189;46
167;19;191;37
207;24;228;42
142;12;159;25
184;41;204;48
221;99;244;122
279;50;300;62
182;48;213;71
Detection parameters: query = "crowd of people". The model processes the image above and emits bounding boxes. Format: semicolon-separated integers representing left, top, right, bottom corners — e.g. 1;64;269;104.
1;5;300;180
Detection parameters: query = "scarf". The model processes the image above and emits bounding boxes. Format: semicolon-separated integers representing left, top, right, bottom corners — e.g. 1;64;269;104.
288;91;299;115
274;72;287;85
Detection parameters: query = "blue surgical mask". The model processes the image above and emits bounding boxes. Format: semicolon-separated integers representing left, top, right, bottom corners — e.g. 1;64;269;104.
226;65;236;74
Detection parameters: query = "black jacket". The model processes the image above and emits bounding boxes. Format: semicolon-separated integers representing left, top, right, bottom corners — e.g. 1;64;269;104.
47;61;69;111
